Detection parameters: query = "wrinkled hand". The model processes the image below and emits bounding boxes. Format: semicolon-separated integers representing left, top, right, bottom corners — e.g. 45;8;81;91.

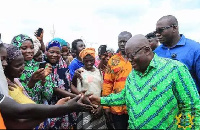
44;63;52;77
89;95;101;105
65;94;93;112
56;97;71;105
74;68;84;80
7;79;17;91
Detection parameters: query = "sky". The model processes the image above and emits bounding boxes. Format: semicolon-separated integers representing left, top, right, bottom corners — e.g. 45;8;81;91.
0;0;200;51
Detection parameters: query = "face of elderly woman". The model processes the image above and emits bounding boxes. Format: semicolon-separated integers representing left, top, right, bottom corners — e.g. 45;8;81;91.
5;54;25;78
46;46;61;64
20;40;34;61
83;55;95;70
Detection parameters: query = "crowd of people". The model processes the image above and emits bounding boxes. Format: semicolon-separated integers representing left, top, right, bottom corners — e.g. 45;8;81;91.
0;14;200;129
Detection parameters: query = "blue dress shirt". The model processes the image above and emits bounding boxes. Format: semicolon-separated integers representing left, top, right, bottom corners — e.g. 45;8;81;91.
154;34;200;92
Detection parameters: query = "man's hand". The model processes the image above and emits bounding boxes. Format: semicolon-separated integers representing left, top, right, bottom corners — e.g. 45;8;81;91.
7;78;17;91
89;95;101;105
81;93;98;109
65;95;93;112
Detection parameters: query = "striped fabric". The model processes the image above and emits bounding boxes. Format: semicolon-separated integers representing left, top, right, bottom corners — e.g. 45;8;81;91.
77;112;107;129
101;54;200;129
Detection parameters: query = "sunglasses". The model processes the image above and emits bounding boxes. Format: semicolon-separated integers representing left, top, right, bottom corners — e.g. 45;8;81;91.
155;25;176;34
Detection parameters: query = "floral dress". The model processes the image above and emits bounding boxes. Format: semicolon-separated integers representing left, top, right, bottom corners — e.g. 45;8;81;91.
20;59;54;104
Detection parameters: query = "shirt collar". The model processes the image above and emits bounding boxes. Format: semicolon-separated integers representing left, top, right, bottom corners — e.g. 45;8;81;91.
117;51;129;62
176;34;186;46
161;34;186;49
135;53;158;77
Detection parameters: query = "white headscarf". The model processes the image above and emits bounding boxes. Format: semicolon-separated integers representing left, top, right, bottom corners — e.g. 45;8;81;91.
33;39;41;55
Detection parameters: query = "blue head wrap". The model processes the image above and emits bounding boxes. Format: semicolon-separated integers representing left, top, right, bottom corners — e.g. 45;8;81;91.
52;38;70;48
46;40;61;51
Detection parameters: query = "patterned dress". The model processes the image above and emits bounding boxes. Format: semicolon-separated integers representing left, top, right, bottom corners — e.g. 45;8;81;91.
102;52;132;114
47;58;77;129
101;54;200;129
76;67;107;129
20;59;54;104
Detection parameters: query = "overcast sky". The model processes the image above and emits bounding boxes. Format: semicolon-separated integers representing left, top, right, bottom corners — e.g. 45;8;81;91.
0;0;200;51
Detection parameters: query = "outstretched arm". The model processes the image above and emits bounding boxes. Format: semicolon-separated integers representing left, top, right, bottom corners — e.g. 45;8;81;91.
0;94;92;119
89;87;126;106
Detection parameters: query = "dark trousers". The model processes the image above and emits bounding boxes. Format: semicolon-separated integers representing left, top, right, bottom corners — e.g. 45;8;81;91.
112;113;129;129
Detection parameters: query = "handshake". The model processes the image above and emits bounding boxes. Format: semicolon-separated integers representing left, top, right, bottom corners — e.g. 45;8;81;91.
56;91;101;114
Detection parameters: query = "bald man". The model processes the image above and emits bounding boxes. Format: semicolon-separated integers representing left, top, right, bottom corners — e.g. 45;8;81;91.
154;15;200;94
89;34;200;129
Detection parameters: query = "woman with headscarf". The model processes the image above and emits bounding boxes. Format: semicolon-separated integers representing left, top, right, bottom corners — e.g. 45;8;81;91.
4;44;35;104
73;48;107;129
45;40;77;129
11;34;54;104
52;37;73;65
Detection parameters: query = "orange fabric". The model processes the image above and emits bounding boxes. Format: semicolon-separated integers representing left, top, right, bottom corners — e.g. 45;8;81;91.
0;112;6;129
79;48;95;60
102;52;132;114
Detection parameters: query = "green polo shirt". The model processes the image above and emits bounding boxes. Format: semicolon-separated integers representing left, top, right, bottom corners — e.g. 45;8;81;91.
101;54;200;129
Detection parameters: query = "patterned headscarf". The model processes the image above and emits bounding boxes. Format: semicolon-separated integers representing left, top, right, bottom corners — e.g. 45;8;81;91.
11;34;33;49
79;48;95;60
6;44;22;63
52;38;70;48
46;40;61;51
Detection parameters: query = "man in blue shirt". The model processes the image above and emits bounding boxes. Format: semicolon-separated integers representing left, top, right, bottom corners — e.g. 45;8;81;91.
154;15;200;92
68;39;85;80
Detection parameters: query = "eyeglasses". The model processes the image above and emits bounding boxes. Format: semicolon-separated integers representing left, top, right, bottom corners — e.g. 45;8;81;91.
155;25;176;34
128;46;147;60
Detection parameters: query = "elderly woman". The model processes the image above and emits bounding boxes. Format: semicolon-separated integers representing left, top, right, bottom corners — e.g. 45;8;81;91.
73;48;107;129
52;38;73;66
44;40;78;129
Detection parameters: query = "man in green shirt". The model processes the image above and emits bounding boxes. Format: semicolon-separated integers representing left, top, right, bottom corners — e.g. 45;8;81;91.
89;34;200;129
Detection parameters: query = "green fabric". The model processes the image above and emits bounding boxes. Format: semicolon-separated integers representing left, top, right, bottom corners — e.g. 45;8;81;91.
101;54;200;129
11;34;33;49
20;59;54;104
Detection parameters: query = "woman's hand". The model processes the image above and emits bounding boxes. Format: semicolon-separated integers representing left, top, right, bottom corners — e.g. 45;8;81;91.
31;68;45;82
7;79;17;91
56;97;71;105
28;68;45;88
74;68;84;80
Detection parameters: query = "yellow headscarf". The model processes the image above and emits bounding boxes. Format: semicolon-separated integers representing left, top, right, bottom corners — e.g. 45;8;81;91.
79;48;95;60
